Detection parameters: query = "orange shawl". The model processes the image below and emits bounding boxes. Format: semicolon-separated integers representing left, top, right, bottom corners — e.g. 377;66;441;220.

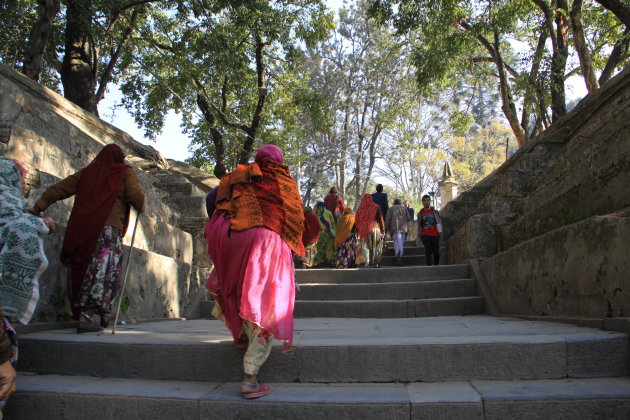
334;208;355;248
215;161;305;256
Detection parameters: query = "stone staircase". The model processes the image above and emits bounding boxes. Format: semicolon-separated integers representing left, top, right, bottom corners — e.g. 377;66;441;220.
7;240;630;419
380;239;426;266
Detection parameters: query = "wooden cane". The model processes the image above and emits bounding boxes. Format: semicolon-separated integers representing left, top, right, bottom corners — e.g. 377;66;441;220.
112;212;140;334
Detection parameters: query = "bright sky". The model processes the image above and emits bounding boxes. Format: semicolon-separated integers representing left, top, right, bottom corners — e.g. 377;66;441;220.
99;0;588;163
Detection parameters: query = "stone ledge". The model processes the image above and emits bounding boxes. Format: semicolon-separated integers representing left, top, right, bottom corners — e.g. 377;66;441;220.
7;375;630;420
479;213;630;319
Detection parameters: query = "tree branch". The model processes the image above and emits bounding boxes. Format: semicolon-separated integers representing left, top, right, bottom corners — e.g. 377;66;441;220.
95;8;139;105
570;0;599;93
238;37;270;164
196;93;227;178
599;27;630;85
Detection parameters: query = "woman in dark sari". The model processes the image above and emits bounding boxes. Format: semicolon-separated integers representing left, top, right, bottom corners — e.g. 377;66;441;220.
30;144;145;332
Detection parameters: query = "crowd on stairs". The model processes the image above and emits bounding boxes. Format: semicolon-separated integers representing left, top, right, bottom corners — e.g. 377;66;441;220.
297;184;442;269
0;141;450;405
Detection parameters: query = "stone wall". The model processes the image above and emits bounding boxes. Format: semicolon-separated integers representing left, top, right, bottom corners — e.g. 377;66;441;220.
0;63;217;322
480;210;630;318
441;63;630;319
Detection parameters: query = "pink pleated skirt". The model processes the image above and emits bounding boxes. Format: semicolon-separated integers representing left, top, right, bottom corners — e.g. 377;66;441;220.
205;212;295;350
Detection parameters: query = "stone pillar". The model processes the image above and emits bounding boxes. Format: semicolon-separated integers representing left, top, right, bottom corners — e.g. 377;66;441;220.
438;161;459;207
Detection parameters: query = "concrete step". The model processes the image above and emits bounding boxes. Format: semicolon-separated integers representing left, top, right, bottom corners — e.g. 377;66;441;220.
297;279;476;300
384;239;416;247
294;296;486;318
380;254;426;266
17;317;629;383
296;264;470;284
383;246;424;256
7;374;630;420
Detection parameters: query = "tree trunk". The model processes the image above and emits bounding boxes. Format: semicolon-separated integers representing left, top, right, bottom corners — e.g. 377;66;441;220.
95;8;140;107
521;26;548;139
22;0;60;81
493;32;527;146
550;0;569;121
362;126;381;196
570;0;599;93
352;133;364;209
460;21;526;145
197;94;228;179
61;1;98;114
238;39;268;165
599;27;630;85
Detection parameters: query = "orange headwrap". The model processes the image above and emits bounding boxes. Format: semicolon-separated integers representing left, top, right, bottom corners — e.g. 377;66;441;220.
215;159;305;256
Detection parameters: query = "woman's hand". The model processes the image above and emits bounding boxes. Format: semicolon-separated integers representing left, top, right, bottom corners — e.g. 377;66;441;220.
43;217;55;233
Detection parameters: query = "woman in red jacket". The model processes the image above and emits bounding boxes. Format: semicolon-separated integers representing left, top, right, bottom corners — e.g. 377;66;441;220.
324;187;346;222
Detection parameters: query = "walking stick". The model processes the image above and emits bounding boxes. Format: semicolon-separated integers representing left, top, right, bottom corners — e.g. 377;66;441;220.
112;211;140;334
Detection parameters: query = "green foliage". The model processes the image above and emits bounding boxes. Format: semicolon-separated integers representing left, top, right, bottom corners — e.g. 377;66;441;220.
449;119;516;190
0;0;63;91
449;111;475;137
119;0;334;173
368;0;630;143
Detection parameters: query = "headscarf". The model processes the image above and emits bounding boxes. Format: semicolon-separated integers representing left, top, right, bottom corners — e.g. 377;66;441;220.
355;193;379;238
255;144;284;164
60;144;128;302
215;144;305;255
334;208;355;248
302;206;321;245
324;187;344;214
314;201;335;237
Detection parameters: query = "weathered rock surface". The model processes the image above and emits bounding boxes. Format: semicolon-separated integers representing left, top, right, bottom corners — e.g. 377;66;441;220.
441;62;630;321
0;63;217;322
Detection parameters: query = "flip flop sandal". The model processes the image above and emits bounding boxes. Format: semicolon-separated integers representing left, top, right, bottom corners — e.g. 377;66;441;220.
241;381;273;399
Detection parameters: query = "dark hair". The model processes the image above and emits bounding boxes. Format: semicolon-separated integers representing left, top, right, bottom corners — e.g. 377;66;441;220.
376;184;383;192
422;194;431;200
393;198;402;205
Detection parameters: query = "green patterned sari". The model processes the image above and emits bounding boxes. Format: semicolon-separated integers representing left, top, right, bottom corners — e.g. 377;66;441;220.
0;157;49;324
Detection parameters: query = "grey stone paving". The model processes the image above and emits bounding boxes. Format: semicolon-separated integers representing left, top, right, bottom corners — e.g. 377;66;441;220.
10;374;630;420
21;315;626;346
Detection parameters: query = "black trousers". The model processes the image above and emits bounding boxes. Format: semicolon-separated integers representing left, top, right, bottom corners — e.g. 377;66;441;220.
420;235;440;266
